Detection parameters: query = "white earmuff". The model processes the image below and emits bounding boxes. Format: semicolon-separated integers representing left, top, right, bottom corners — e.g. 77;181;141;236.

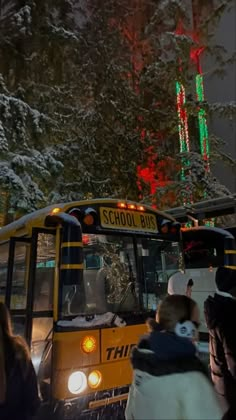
174;321;197;339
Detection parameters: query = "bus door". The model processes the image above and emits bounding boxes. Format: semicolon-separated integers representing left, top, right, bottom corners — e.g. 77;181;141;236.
28;228;56;400
6;237;31;338
6;230;56;395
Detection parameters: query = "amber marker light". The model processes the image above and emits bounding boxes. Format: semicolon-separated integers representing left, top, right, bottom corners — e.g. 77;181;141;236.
88;370;102;389
127;204;136;210
137;205;145;212
51;207;61;214
81;336;97;354
83;214;94;226
117;202;127;209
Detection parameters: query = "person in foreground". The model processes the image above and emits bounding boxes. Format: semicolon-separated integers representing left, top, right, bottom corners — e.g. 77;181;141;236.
204;267;236;420
0;302;40;420
125;295;223;420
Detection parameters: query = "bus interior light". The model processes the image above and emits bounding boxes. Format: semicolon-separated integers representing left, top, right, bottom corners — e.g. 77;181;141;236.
81;336;97;353
117;202;127;209
88;370;102;389
68;371;87;394
82;234;90;245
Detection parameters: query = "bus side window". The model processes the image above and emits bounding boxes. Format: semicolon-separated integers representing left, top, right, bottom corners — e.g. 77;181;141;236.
10;242;30;336
0;242;9;304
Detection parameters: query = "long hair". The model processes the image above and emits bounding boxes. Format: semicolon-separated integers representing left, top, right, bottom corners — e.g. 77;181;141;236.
156;295;197;331
0;303;30;404
0;303;12;403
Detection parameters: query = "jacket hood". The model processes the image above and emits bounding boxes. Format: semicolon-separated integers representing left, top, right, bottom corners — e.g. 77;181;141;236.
131;347;207;378
205;293;236;329
131;331;207;378
140;330;196;361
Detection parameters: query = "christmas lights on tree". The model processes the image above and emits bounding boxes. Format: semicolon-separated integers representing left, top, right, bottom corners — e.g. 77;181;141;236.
196;73;210;172
176;81;190;182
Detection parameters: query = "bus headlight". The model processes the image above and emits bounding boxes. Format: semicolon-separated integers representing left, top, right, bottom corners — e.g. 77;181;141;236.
68;371;87;394
88;370;102;389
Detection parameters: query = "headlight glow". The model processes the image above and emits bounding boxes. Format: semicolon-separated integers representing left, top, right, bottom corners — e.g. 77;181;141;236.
68;371;87;394
88;370;102;389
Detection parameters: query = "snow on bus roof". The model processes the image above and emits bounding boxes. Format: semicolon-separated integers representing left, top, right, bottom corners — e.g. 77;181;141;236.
0;198;176;239
0;203;58;238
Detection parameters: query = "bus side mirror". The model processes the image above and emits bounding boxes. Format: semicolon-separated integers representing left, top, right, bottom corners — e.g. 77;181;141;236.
45;212;84;286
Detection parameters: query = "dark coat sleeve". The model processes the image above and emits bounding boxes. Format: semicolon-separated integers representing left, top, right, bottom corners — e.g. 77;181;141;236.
22;359;41;416
212;325;236;406
220;327;236;380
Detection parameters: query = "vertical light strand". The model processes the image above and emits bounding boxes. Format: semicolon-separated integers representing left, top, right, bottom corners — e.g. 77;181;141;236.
176;80;192;219
196;73;210;172
176;81;190;181
196;73;214;226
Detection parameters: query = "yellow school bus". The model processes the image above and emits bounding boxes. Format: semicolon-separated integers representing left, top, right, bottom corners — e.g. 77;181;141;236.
0;199;182;419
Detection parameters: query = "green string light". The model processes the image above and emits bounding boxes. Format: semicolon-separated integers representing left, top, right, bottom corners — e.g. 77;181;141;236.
196;74;214;226
196;74;210;171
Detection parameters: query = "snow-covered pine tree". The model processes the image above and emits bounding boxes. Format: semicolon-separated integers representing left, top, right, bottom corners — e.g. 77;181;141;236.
0;0;235;220
54;0;183;203
56;0;144;201
0;0;85;217
135;0;236;208
0;74;63;221
69;0;236;207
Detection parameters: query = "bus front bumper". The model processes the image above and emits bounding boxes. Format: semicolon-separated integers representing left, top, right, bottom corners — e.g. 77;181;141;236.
55;386;129;420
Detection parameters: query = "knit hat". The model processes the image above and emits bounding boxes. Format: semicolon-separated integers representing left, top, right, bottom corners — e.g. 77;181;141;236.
168;272;193;295
215;266;236;293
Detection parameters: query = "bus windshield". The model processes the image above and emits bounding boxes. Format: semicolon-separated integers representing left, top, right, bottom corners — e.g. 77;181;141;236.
138;238;180;310
59;234;181;318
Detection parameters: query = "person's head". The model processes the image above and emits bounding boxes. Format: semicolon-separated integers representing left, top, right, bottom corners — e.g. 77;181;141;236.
167;272;194;297
215;266;236;296
156;294;200;340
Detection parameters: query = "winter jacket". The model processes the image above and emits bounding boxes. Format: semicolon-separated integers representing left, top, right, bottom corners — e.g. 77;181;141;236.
0;337;40;420
205;293;236;416
125;331;223;420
